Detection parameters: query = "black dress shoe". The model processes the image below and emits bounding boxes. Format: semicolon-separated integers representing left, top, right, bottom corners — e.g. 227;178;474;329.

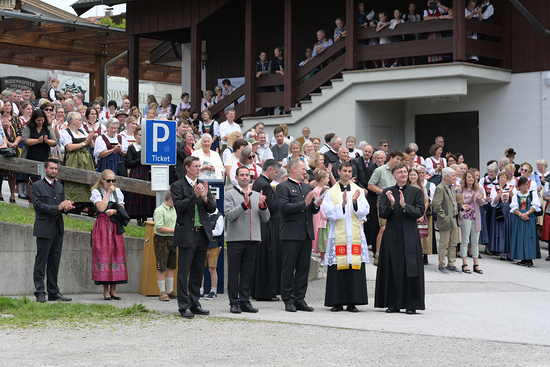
295;301;314;312
347;305;359;313
331;305;344;312
110;292;121;300
546;256;550;261
190;305;210;315
406;309;417;315
386;307;400;313
48;294;72;302
36;294;46;303
230;304;241;314
181;309;194;319
284;302;297;312
240;303;259;313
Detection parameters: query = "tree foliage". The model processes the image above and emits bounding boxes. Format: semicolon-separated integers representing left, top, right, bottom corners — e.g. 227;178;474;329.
98;16;126;29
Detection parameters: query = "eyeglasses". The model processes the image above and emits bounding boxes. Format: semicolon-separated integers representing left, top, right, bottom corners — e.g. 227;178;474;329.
519;168;528;172
43;108;53;112
248;155;255;159
382;144;389;147
105;179;116;183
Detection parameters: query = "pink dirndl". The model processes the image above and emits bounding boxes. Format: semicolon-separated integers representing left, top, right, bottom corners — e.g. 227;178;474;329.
91;212;128;284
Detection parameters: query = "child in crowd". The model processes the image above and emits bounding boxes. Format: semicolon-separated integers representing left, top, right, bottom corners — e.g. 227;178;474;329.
376;12;391;68
201;203;224;300
390;9;405;67
367;18;380;68
152;190;178;301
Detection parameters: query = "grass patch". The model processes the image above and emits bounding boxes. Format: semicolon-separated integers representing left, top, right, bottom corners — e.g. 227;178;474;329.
0;202;145;238
0;296;151;327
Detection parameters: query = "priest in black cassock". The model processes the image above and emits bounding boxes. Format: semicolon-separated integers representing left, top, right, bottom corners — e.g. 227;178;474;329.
322;162;370;312
250;159;282;301
375;163;425;314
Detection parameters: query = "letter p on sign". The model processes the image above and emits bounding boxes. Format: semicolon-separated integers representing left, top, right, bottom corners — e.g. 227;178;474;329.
153;123;169;152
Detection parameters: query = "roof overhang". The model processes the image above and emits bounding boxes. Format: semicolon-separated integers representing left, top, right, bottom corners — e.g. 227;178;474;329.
70;0;135;17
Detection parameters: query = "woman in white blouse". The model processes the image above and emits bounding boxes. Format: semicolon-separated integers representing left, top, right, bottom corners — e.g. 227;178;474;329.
94;118;128;175
192;133;225;180
90;170;128;300
120;116;138;145
425;143;446;185
510;176;541;267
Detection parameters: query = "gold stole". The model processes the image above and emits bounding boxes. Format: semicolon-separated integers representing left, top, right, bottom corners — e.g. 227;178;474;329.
329;181;363;270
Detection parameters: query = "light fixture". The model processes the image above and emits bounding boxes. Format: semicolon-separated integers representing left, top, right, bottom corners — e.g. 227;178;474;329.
201;52;208;69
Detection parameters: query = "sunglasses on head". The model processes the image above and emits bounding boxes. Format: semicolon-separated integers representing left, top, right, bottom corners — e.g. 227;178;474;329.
105;179;116;183
43;108;53;112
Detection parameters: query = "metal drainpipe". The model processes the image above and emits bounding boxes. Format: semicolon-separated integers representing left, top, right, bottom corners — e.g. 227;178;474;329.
104;50;128;101
509;0;550;36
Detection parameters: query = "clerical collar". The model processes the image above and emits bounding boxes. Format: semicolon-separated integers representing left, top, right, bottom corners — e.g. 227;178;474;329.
339;182;350;192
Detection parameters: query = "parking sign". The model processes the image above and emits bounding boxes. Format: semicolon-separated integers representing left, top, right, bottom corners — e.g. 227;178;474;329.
141;119;177;165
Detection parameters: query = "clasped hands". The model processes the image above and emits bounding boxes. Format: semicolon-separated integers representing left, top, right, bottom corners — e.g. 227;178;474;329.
386;189;405;208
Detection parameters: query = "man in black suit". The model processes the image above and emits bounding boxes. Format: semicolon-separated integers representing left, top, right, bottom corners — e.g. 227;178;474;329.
250;159;281;301
331;147;356;181
323;135;342;166
171;156;217;318
32;158;74;303
352;144;374;190
364;149;386;254
276;160;323;312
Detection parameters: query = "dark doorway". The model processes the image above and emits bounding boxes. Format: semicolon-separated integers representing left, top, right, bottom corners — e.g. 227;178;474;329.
415;111;480;169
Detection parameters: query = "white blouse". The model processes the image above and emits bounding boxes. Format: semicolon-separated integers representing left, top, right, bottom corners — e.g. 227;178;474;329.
510;191;541;213
425;156;447;176
90;187;125;205
94;133;129;162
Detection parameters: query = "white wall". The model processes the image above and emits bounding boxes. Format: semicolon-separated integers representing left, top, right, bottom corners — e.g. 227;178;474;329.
405;71;550;171
357;100;405;149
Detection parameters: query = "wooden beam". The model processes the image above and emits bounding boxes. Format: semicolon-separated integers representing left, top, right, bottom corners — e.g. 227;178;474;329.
283;0;295;112
0;156;154;196
93;55;106;101
357;38;453;61
0;54;93;73
244;0;256;116
7;24;70;36
453;0;466;61
345;0;357;70
128;35;140;108
0;32;143;58
0;18;33;32
190;24;202;113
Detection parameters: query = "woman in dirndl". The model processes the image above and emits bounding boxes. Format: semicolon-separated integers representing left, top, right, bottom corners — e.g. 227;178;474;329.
418;165;437;265
124;126;155;226
59;112;96;213
423;2;450;63
409;168;430;252
510;177;541;268
90;169;127;300
312;171;331;265
94;118;128;175
490;171;516;261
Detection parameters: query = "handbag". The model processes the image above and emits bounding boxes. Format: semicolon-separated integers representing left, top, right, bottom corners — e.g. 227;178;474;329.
494;206;504;222
117;159;128;177
0;147;18;157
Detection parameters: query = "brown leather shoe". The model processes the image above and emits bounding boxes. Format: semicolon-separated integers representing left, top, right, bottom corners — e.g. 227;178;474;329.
159;291;170;301
167;291;177;299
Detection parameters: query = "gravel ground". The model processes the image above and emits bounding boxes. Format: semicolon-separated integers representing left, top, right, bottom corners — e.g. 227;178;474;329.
2;316;550;367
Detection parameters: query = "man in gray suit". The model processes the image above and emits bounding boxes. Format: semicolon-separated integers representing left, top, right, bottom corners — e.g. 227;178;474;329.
32;158;74;303
225;166;270;314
